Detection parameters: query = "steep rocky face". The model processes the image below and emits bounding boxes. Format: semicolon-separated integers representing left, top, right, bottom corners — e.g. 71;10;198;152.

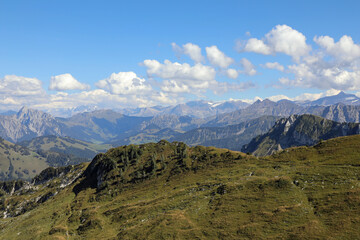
242;114;360;156
320;103;360;123
0;107;63;142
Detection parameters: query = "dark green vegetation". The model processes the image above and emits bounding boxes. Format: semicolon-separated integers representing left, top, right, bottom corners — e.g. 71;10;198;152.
243;114;360;156
0;136;360;239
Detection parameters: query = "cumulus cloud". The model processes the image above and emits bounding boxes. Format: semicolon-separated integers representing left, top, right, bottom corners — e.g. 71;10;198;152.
143;59;253;94
0;75;49;111
206;45;234;68
226;68;239;79
314;35;360;62
274;31;360;91
243;38;272;55
49;73;90;91
279;55;360;91
293;89;341;102
263;62;285;72
172;42;204;63
266;95;291;102
96;72;151;95
0;75;44;96
243;25;311;61
240;58;256;76
143;59;216;93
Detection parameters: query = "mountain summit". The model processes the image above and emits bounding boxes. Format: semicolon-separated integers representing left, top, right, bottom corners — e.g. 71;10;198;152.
0;107;63;142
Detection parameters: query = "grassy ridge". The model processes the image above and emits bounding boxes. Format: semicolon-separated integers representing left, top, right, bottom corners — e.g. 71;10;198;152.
0;136;360;239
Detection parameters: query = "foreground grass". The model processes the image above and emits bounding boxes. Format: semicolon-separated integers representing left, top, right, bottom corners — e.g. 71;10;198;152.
1;136;360;239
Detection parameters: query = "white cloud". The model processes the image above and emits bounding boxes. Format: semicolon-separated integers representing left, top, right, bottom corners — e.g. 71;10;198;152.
263;62;284;72
243;25;311;61
314;35;360;62
240;58;256;76
96;72;151;95
0;75;49;111
161;80;190;93
172;42;204;63
278;35;360;91
150;91;178;105
49;73;90;91
239;89;342;103
280;58;360;91
206;45;234;68
143;59;253;94
266;95;290;102
0;97;18;105
143;59;216;93
226;68;239;79
241;96;263;104
293;89;341;102
0;75;44;96
244;38;272;55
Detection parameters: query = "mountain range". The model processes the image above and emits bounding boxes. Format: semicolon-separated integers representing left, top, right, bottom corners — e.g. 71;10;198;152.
117;99;250;118
172;115;280;151
1;91;360;152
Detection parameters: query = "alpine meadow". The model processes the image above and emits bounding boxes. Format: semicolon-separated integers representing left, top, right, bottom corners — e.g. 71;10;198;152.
1;1;360;239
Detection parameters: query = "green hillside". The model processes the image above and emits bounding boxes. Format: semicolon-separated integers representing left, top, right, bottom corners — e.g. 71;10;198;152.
19;135;111;163
1;136;360;239
0;136;112;181
0;138;48;180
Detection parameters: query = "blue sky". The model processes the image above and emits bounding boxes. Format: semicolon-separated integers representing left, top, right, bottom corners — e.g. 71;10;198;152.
1;0;360;113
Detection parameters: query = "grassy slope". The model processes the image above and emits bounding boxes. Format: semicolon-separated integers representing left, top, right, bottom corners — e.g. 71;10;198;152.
0;138;49;180
19;136;111;158
0;136;360;239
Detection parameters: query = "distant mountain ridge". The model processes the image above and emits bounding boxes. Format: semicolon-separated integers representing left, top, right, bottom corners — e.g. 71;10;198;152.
204;99;309;127
2;93;360;145
242;114;360;156
117;99;249;118
172;116;280;151
299;91;360;106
